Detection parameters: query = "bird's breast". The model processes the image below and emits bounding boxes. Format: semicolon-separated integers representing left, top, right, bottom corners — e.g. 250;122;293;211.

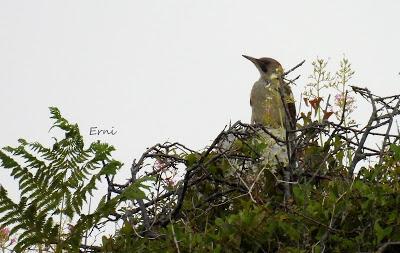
250;80;285;128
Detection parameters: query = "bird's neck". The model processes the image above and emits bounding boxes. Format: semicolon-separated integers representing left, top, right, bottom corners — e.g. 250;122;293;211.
259;74;281;88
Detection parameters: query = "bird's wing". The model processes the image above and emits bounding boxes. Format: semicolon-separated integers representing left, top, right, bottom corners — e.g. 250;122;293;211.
284;84;297;129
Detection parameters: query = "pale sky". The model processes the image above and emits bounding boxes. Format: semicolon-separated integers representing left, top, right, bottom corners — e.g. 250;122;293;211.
1;0;399;207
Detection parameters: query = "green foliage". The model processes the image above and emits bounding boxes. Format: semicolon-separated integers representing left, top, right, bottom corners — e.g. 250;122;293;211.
0;107;129;252
121;163;398;252
100;140;400;252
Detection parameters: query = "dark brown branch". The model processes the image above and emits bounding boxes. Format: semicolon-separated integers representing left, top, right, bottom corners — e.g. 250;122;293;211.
283;60;306;76
349;88;377;175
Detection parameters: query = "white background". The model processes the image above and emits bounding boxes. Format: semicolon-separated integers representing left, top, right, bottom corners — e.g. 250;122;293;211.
0;0;399;237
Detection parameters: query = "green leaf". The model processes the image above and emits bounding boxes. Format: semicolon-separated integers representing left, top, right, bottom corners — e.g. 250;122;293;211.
122;177;153;200
185;153;198;167
292;186;305;205
374;220;392;243
100;160;122;175
390;144;400;161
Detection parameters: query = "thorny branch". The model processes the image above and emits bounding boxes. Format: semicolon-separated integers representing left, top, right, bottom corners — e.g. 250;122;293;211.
349;86;400;174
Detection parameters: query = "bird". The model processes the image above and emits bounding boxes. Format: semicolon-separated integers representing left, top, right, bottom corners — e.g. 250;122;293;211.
242;56;297;202
242;55;296;130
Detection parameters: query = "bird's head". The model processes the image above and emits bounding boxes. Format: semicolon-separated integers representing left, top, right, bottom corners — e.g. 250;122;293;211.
242;55;283;81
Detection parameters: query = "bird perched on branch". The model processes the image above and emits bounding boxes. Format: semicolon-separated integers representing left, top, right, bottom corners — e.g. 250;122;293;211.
243;55;297;202
242;55;296;130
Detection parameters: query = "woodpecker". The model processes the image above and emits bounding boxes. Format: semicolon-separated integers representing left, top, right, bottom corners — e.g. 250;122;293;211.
243;55;297;201
242;55;296;130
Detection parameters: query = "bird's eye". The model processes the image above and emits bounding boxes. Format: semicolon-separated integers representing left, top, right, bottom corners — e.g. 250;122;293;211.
260;64;268;72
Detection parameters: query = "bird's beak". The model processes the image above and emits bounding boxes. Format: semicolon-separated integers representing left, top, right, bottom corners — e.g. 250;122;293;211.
242;55;260;66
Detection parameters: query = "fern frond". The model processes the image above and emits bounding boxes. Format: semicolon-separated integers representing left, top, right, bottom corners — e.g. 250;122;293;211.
0;107;123;252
